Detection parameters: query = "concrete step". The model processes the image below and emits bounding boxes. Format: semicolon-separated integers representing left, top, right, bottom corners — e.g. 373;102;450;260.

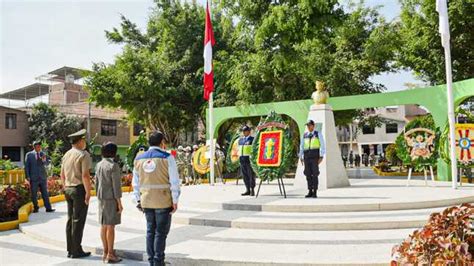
183;195;474;212
171;207;442;230
19;211;413;265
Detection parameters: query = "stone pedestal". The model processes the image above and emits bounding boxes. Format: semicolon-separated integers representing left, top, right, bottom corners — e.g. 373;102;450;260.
294;104;350;190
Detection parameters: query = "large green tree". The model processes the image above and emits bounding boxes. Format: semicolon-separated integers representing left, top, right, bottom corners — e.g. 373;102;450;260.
396;0;474;84
86;0;233;145
87;0;399;144
216;0;398;124
27;103;82;153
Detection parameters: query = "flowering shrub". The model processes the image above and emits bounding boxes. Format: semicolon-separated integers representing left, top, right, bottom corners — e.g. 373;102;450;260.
0;184;30;222
46;176;64;197
391;203;474;265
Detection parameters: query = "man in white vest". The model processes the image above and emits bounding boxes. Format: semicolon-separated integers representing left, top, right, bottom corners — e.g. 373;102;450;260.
132;131;180;266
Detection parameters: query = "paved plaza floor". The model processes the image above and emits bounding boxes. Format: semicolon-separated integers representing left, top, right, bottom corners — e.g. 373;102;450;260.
1;169;473;265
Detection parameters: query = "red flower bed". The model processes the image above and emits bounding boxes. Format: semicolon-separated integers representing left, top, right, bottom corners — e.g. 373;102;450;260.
391;203;474;265
0;184;30;222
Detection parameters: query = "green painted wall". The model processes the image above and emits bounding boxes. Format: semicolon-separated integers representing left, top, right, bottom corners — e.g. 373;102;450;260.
208;78;474;181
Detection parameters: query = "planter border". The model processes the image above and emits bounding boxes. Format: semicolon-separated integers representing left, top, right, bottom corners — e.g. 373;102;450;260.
372;167;427;177
0;186;132;232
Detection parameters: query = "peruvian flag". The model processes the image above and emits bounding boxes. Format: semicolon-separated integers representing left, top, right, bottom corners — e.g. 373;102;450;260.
203;1;215;101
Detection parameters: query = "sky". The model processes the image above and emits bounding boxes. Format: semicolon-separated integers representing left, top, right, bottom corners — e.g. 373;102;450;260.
0;0;419;99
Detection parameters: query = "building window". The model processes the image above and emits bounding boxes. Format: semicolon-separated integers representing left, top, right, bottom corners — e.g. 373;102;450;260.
101;120;117;136
362;125;375;134
2;147;21;161
133;123;145;136
5;113;17;129
385;123;398;134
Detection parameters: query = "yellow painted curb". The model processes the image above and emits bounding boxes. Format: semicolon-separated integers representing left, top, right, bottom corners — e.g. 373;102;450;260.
0;186;132;232
372;167;426;177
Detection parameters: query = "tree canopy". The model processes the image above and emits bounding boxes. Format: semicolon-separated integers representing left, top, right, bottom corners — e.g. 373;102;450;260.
396;0;474;84
27;103;82;153
86;0;403;143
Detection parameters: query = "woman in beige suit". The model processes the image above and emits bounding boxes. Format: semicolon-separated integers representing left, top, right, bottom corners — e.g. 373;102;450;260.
95;142;123;263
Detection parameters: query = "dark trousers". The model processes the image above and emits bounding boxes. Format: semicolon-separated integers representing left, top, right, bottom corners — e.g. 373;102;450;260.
145;208;172;266
304;157;320;191
65;185;88;255
240;157;255;190
30;179;52;210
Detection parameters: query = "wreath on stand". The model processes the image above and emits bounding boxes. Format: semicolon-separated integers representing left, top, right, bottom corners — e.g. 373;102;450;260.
395;116;440;172
250;111;293;197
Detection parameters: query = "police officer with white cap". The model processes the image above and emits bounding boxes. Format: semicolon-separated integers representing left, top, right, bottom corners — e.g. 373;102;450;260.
238;125;255;196
299;120;325;198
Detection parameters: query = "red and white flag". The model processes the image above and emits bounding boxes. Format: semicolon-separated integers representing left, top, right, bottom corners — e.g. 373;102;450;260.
203;1;215;101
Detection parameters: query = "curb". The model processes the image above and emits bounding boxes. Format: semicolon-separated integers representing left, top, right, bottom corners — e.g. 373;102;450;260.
19;223;388;266
0;186;131;232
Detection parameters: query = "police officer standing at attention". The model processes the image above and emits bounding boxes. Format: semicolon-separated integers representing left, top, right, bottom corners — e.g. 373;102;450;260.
299;120;325;198
238;125;255;196
133;131;180;266
60;129;92;258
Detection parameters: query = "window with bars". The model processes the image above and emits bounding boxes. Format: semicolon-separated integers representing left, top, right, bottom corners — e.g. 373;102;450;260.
362;125;375;134
101;120;117;136
5;113;17;129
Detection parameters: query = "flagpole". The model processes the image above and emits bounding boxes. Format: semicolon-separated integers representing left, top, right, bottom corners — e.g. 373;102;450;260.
209;91;215;186
208;0;215;186
437;0;457;189
445;41;457;189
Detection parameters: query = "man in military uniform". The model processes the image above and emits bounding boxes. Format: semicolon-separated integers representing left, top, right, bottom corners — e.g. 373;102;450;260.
238;125;255;196
184;146;193;185
132;131;180;266
176;146;186;184
299;120;325;198
60;129;92;258
190;145;201;184
215;144;225;184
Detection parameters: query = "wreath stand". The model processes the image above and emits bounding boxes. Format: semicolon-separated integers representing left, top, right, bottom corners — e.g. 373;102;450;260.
255;175;287;198
406;164;434;187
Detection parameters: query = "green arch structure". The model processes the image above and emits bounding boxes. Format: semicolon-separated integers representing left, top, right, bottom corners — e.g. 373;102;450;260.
209;78;474;181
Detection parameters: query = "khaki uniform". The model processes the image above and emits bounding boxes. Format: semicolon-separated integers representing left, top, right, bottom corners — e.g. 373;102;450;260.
176;151;186;183
62;147;91;256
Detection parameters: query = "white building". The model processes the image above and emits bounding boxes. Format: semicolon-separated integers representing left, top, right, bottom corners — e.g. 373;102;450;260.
337;105;428;157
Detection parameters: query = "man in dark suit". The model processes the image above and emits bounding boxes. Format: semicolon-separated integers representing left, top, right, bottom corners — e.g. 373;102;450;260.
25;141;55;213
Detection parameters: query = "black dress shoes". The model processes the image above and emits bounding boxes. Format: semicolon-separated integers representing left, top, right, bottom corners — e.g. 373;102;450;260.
305;190;313;198
46;209;56;213
250;189;255;196
312;190;318;198
241;191;251;196
71;251;91;258
32;207;39;213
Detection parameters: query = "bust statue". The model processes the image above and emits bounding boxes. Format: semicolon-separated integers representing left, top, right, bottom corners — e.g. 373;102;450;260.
311;81;329;105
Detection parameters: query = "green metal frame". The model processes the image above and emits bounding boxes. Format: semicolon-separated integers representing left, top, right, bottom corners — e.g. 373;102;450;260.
209;78;474;181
